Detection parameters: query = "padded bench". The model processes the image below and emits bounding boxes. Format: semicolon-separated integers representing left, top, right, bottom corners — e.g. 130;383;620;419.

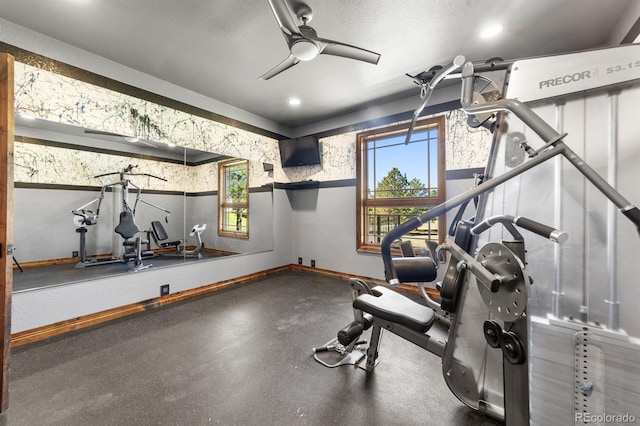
353;286;436;333
151;221;183;249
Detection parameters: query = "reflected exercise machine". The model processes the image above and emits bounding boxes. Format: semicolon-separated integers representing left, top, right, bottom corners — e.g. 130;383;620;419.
72;164;171;271
149;221;207;258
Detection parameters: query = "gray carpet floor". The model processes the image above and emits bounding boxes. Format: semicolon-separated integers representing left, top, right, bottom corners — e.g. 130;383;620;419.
1;270;501;425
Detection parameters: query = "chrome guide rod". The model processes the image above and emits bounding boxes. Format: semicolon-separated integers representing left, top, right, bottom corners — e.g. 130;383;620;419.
553;102;565;319
581;99;590;323
606;93;620;330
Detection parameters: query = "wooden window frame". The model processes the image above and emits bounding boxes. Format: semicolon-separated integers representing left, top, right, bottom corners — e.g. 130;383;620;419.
356;115;446;253
218;158;249;239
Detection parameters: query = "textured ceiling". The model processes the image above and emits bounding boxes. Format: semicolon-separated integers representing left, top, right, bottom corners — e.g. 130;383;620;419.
0;0;635;132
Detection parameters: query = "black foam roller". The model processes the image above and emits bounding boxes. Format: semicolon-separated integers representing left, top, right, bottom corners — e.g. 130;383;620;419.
337;321;364;346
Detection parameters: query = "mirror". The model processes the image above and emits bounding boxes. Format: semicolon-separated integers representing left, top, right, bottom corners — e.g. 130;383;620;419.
12;117;274;292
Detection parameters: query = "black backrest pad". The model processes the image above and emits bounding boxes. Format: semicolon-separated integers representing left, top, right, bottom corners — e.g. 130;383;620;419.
453;220;473;252
151;220;169;241
440;220;473;312
392;257;437;283
115;211;140;239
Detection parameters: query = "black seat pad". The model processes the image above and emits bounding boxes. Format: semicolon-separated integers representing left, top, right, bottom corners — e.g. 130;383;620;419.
353;286;435;333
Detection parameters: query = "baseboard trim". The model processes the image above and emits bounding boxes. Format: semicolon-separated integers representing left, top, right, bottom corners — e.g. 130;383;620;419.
288;264;440;299
14;248;236;270
11;264;439;347
11;265;290;347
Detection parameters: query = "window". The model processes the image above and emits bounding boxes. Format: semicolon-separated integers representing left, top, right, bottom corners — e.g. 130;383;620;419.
356;116;446;252
218;159;249;238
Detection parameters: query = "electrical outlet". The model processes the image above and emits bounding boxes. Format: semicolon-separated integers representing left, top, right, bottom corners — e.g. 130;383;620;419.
160;284;170;296
72;251;79;258
311;260;316;268
298;257;302;265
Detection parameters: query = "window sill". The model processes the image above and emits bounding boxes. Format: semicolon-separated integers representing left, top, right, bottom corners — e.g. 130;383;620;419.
218;231;249;239
357;245;381;254
357;245;403;256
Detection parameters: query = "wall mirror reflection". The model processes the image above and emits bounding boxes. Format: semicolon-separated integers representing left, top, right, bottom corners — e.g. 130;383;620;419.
12;117;275;292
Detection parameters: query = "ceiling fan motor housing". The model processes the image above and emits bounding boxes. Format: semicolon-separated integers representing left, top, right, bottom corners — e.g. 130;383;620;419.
291;39;320;61
291;25;320;61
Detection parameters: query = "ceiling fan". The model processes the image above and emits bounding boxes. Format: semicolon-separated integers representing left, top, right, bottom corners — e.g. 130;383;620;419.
259;0;381;80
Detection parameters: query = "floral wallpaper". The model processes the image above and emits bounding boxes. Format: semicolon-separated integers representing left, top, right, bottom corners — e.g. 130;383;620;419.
277;111;492;183
13;61;491;189
445;109;492;169
15;141;189;191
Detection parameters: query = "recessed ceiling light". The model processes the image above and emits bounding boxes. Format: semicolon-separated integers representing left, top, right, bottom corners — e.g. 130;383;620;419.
288;98;301;106
124;137;139;143
479;24;503;39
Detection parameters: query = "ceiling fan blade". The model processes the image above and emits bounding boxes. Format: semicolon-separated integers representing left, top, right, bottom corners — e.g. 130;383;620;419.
316;38;381;65
258;54;300;80
267;0;300;36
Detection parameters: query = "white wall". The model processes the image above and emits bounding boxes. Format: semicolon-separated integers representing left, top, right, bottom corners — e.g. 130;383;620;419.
289;186;385;278
12;189;292;333
187;191;275;254
12;120;487;332
286;175;481;281
4;19;488;333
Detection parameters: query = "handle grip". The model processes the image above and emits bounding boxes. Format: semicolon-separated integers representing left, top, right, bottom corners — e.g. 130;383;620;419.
472;214;568;244
403;118;418;145
470;220;492;235
513;216;568;244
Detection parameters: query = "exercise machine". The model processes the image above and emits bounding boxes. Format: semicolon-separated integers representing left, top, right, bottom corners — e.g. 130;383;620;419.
72;164;170;271
149;221;207;258
315;45;640;425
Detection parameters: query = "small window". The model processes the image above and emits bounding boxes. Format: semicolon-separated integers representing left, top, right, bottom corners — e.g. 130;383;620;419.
356;116;446;252
218;159;249;238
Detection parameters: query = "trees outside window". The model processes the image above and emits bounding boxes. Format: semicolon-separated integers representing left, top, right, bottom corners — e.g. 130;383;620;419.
356;116;445;252
218;159;249;238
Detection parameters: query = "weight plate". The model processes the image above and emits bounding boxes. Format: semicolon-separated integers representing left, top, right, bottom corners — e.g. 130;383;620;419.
476;242;528;322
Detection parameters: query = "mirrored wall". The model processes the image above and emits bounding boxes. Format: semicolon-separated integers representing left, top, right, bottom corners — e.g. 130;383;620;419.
12;117;275;291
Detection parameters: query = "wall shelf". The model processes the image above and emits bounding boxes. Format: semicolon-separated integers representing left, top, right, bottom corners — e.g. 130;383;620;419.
274;181;320;190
